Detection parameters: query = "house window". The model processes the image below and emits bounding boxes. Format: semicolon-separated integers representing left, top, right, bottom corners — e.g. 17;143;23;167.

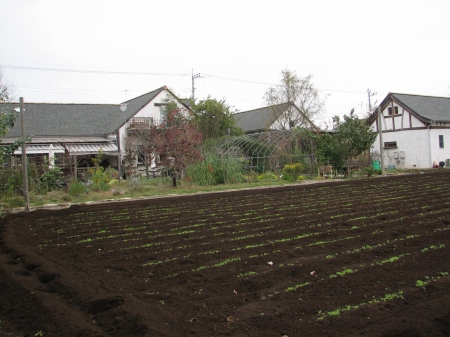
439;135;444;148
156;103;170;120
387;107;399;115
384;141;397;149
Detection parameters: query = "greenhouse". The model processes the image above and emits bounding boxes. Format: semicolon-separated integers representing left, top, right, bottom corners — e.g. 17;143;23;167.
210;129;318;174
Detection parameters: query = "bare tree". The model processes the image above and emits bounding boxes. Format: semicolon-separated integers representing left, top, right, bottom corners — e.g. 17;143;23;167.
264;69;326;129
122;134;140;179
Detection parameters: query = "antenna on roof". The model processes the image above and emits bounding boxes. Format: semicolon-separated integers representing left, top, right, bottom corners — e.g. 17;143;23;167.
367;89;377;112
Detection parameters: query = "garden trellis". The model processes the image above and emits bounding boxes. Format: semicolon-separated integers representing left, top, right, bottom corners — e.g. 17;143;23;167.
210;129;317;174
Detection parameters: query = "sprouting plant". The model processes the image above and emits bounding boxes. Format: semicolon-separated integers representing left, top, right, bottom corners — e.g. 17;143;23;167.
285;282;311;292
330;268;357;278
415;279;428;288
317;291;403;321
237;271;256;278
416;272;449;289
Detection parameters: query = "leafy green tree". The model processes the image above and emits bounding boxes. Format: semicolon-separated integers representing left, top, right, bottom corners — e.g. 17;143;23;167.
315;110;377;170
0;68;12;102
264;69;325;129
192;97;243;139
0;69;21;164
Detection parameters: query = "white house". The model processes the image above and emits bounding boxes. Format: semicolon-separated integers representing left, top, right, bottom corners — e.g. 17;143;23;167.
0;86;190;177
368;93;450;169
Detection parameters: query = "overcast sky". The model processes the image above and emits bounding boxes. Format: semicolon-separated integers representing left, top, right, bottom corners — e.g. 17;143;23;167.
1;0;449;127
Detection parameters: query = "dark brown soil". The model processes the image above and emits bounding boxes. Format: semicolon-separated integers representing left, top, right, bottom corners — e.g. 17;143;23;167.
1;172;450;337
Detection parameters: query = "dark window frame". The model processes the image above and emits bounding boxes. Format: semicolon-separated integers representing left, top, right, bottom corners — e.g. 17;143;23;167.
384;141;398;149
439;135;444;148
387;106;399;116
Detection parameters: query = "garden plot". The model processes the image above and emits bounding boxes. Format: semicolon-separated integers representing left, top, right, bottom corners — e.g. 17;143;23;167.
1;172;450;337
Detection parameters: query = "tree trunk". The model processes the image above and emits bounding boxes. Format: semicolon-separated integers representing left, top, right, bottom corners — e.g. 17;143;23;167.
172;172;177;187
144;153;150;179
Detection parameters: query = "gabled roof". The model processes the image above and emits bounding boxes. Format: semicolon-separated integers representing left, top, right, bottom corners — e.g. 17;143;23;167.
1;86;179;139
370;93;450;124
115;86;166;129
233;102;291;133
233;102;320;133
391;93;450;122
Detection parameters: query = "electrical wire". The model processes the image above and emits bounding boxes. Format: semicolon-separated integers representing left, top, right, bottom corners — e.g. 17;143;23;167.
2;64;188;77
3;62;368;110
3;63;366;95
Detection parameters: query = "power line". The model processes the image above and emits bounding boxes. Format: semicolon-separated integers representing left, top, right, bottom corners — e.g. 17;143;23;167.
2;64;188;77
203;73;365;94
4;62;368;113
4;63;366;95
204;73;276;86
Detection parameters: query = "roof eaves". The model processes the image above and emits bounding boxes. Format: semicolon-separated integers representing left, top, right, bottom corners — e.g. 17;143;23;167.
121;86;165;105
369;93;430;125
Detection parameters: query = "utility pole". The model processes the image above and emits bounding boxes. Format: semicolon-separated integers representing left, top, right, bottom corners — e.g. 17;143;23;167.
117;103;128;184
367;89;377;112
20;97;30;211
191;69;201;101
378;106;385;177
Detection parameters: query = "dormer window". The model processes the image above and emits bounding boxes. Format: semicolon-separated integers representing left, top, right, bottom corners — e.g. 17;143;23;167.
387;106;399;115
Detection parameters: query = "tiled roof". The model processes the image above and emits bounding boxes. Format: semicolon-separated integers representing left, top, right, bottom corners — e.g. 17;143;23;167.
0;87;166;138
117;87;166;128
2;103;120;137
233;102;290;133
391;93;450;122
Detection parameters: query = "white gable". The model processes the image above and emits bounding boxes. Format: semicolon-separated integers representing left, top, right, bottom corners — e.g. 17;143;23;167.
371;96;450;169
132;89;186;121
370;100;425;132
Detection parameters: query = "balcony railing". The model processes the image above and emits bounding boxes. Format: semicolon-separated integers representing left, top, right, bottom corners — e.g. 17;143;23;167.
127;117;162;131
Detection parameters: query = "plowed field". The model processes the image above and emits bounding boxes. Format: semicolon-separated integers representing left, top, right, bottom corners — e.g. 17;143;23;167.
1;172;450;337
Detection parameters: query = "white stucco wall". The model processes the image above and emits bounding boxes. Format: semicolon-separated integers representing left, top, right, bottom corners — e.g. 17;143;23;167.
370;100;450;169
117;89;187;156
372;128;430;168
430;128;450;166
113;89;190;176
131;90;178;120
